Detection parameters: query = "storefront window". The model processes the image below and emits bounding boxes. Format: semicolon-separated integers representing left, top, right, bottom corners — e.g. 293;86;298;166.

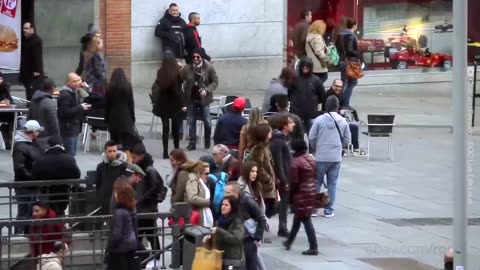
288;0;479;70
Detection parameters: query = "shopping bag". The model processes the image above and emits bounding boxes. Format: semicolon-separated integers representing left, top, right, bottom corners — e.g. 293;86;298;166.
191;246;223;270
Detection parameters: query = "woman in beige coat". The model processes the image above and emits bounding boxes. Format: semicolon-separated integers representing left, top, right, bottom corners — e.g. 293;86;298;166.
184;161;214;227
306;20;329;83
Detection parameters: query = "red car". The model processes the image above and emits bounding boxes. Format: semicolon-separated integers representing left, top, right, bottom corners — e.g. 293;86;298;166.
388;48;453;69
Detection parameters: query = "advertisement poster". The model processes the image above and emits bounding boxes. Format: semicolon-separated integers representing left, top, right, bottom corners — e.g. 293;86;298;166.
0;0;21;70
361;0;453;68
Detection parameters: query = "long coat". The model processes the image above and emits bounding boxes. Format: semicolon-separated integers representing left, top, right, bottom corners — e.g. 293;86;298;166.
185;176;210;226
19;33;43;83
105;87;136;135
290;153;317;219
248;144;276;199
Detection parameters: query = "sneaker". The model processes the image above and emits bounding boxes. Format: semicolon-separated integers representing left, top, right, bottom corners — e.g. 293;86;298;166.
311;212;318;217
185;144;196;151
302;249;319;256
324;212;335;218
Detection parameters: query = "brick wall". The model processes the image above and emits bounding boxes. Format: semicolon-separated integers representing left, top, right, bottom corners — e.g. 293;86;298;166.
99;0;131;80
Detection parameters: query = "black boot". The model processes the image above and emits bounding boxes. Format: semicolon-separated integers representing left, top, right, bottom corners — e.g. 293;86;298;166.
163;149;169;159
204;126;211;149
185;143;196;151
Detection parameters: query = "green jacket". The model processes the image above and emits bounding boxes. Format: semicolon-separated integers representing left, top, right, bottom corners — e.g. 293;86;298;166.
215;217;244;261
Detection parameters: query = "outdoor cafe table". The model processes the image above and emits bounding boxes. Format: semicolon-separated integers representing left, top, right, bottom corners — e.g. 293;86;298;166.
0;106;29;155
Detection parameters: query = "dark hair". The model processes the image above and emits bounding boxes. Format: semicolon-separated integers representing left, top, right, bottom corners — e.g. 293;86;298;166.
24;21;35;28
170;149;187;164
52;242;67;253
130;143;146;155
279;67;297;86
107;68;132;95
300;9;311;20
291;139;308;154
346;17;357;29
113;179;136;209
47;136;63;147
155;55;181;93
275;95;289;109
240;162;262;201
32;201;49;210
41;78;55;92
188;12;199;22
169;3;178;8
104;140;117;150
199;155;218;172
0;71;3;78
251;123;272;145
278;115;292;130
222;195;239;217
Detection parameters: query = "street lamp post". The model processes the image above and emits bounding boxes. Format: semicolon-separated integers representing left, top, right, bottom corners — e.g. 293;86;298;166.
452;0;469;269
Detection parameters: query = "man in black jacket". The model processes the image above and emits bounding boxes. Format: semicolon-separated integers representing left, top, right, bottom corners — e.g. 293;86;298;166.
225;181;266;270
131;143;165;254
213;97;247;150
95;140;128;215
184;12;211;64
31;136;81;216
155;3;187;59
269;115;294;238
12;120;42;233
57;73;91;156
289;57;325;134
19;22;43;101
28;78;60;150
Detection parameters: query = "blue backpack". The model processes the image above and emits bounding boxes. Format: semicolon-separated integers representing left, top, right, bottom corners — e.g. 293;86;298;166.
210;172;228;214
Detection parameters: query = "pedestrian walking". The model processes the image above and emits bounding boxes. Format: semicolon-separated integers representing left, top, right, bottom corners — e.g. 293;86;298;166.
261;67;296;113
292;9;312;60
308;96;351;218
184;161;214;227
81;33;106;93
283;139;319;255
151;54;186;158
184;48;218;151
19;21;43;101
238;107;268;161
306;20;329;82
105;68;141;158
76;27;101;76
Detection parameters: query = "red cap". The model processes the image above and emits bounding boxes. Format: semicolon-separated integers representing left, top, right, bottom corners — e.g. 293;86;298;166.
232;97;246;111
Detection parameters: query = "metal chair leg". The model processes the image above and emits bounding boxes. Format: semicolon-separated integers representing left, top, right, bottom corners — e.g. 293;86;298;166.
367;136;370;161
82;123;88;144
148;115;155;138
84;127;91;154
390;134;394;161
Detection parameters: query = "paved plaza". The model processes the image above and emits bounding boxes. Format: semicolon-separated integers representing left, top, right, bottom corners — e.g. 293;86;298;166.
1;81;479;269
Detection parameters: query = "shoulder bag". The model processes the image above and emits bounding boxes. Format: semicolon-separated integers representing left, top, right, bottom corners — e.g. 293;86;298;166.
340;35;364;80
308;38;328;68
328;112;346;156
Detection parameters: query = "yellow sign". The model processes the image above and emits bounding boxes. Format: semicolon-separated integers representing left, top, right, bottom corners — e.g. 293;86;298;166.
468;42;480;47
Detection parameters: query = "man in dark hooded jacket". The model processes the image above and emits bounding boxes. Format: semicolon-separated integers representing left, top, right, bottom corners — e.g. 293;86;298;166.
269;114;295;238
31;136;81;216
289;57;325;147
28;78;60;149
130;143;164;256
95;140;128;215
183;12;211;64
155;3;187;59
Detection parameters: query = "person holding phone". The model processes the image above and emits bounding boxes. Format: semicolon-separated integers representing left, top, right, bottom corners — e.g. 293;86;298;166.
57;72;91;156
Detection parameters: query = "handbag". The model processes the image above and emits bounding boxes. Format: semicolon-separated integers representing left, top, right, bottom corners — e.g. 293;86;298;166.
192;234;223;270
340;35;364;80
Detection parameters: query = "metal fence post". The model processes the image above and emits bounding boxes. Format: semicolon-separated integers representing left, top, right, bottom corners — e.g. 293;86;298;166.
473;60;478;127
170;203;191;269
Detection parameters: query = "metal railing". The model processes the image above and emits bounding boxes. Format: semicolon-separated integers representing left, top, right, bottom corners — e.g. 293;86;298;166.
1;203;192;270
0;179;93;222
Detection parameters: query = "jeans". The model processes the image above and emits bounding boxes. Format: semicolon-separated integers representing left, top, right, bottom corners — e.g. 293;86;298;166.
187;102;212;145
160;115;181;152
138;218;161;259
278;190;289;233
243;237;258;270
286;215;318;250
62;136;78;156
349;122;359;149
316;162;341;214
15;189;36;233
302;118;315;153
339;61;358;106
313;72;328;83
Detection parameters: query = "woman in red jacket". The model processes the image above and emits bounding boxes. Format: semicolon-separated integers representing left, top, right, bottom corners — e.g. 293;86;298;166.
29;202;65;257
283;139;319;255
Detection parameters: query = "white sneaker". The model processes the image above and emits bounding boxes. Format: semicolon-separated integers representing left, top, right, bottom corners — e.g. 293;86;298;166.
324;212;335;218
311;212;318;217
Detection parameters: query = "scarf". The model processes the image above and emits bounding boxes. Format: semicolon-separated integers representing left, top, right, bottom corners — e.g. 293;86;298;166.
217;214;231;229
